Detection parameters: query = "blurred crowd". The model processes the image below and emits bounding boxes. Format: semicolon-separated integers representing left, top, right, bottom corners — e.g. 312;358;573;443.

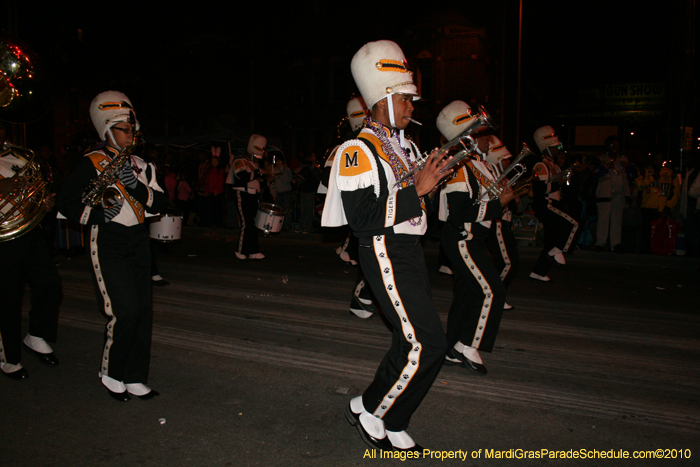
16;125;700;258
514;136;699;256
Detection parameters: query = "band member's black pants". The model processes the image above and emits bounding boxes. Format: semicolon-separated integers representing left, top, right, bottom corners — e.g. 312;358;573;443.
236;191;260;255
89;224;152;384
443;223;505;353
0;227;61;365
532;200;579;276
486;219;520;289
358;234;446;432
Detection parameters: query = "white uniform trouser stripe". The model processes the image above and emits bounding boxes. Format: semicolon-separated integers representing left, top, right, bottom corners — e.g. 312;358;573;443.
91;225;116;378
495;221;511;281
372;235;423;419
546;203;579;252
236;191;245;254
458;240;493;349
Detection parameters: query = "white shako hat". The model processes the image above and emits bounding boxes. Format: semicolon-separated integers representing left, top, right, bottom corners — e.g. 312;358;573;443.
350;40;419;111
485;135;511;165
89;91;140;141
436;100;480;141
346;96;368;131
533;125;561;153
247;134;267;158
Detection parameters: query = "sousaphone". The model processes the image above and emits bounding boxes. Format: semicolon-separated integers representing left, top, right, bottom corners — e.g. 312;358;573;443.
0;32;52;242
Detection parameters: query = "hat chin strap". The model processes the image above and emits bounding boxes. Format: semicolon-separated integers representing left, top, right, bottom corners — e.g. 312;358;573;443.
386;94;396;128
106;128;123;152
385;94;406;148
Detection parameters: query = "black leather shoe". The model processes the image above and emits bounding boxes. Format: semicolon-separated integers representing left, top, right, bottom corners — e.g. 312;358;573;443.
106;388;131;402
23;343;59;366
349;295;375;319
2;367;29;380
345;403;393;451
152;279;170;287
447;348;487;375
443;353;461;366
463;357;488;375
547;253;568;269
134;389;160;400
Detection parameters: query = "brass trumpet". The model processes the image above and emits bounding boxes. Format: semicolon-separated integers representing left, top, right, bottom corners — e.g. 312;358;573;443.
475;143;534;204
510;160;579;199
511;174;537;198
394;105;495;187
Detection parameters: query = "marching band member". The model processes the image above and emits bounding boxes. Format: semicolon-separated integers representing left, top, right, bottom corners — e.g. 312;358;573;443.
484;135;520;309
228;134;266;260
323;40;449;452
529;126;579;282
58;91;167;401
321;97;377;318
438;101;514;376
0;137;62;380
321;97;366;267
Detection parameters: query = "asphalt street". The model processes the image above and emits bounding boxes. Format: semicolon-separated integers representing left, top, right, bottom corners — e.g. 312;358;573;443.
2;225;699;467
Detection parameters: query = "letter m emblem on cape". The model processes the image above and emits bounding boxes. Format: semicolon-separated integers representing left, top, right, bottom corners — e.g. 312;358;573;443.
345;150;359;168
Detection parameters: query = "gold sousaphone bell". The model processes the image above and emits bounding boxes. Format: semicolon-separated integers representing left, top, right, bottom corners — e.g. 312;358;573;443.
0;32;53;242
0;32;52;123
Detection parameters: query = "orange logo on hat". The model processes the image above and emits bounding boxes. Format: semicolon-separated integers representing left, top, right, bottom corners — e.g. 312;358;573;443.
98;101;133;111
375;59;410;73
453;113;475;126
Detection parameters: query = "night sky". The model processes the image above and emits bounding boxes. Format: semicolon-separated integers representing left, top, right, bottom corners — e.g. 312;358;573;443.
2;0;694;154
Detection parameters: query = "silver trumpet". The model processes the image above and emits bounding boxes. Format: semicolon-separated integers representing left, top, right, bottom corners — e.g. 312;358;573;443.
394;105;495;187
552;161;579;185
475;142;534;204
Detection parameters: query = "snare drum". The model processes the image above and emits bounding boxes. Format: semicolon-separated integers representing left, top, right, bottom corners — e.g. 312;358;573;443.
149;214;183;241
255;203;285;234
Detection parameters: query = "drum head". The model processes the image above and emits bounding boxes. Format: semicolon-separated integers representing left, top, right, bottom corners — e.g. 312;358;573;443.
258;202;285;215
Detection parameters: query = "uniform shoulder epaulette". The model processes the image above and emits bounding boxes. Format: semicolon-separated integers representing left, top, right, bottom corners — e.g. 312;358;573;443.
233;158;249;170
85;149;113;171
334;138;380;198
442;164;468;192
533;161;549;179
